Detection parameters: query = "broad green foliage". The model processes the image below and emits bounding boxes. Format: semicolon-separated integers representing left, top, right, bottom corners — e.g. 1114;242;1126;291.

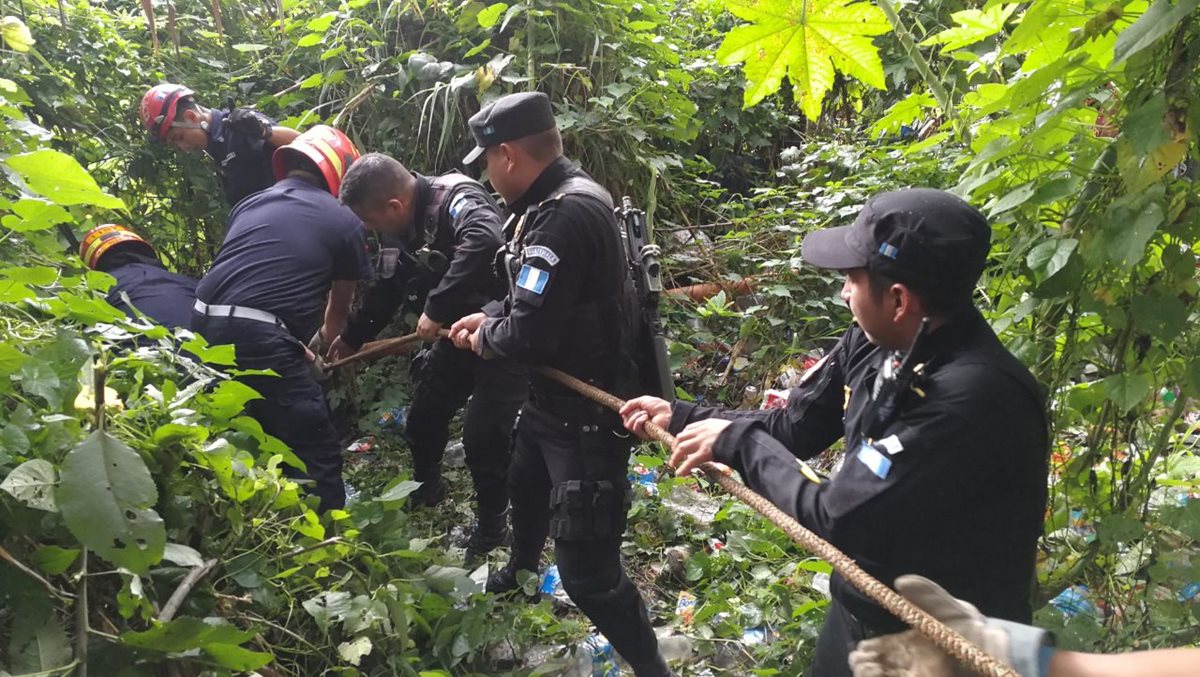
716;0;891;116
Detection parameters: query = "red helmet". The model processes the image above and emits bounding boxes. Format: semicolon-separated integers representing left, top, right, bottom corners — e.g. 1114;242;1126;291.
140;83;195;140
80;224;155;269
272;125;361;197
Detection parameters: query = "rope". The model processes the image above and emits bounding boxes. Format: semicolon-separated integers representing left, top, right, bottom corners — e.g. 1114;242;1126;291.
333;334;1016;676
533;366;1018;677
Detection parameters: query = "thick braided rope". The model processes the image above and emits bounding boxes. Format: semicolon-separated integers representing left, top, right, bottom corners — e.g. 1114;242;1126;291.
533;365;1018;677
325;332;424;370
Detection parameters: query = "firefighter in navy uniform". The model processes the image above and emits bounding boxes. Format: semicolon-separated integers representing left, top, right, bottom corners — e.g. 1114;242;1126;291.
140;83;300;207
620;190;1049;677
192;126;373;511
328;153;527;561
450;93;673;677
79;224;197;329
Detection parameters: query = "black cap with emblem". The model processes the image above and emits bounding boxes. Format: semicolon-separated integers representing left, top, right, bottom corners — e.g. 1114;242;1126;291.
462;91;557;165
801;188;991;294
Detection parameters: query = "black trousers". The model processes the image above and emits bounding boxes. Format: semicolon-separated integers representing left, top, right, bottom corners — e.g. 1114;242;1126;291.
507;402;667;676
808;601;882;677
406;339;526;516
192;315;345;511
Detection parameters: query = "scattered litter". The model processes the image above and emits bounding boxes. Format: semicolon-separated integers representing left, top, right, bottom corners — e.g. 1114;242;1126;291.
675;591;697;626
662;485;722;525
1050;585;1103;619
656;629;693;663
741;625;776;645
656;545;691;582
761;388;790;410
344;481;361;505
1069;508;1096;544
706;538;726;555
579;633;619;677
540;564;574;608
628;464;658;496
1178;581;1200;602
811;572;831;599
377;406;406;429
444;439;465;468
347;436;377;454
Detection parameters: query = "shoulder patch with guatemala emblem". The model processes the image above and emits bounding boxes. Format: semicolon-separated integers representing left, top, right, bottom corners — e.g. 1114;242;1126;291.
448;194;472;219
516;264;550;294
523;245;560;266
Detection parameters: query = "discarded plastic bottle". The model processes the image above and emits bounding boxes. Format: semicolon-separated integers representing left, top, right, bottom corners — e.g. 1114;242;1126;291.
378;406;407;429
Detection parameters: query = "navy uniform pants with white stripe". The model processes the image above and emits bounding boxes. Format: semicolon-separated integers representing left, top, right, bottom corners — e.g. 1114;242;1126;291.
192;314;345;511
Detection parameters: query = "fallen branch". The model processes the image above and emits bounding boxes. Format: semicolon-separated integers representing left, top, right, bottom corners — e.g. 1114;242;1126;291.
159;558;219;622
325;332;424;370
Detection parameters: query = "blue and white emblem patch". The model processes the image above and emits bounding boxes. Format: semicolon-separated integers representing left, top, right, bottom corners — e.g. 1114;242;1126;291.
523;245;560;266
516;264;550;295
449;194;470;219
856;442;892;479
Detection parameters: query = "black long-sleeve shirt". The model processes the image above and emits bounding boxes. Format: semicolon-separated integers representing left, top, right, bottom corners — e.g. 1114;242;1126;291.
340;174;504;349
670;311;1048;633
477;157;627;394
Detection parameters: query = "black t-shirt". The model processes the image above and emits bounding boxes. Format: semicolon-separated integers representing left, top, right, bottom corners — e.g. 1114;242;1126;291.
196;177;373;340
204;108;278;208
107;261;197;329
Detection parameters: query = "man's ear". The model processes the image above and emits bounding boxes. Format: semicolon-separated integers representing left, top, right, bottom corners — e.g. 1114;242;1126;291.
497;141;518;172
891;282;920;323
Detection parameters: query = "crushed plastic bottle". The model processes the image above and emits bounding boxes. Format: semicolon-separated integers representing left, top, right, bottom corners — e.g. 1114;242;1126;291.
580;634;618;677
444;438;466;468
540;565;574;608
656;631;693;663
1050;585;1101;619
346;436;377;454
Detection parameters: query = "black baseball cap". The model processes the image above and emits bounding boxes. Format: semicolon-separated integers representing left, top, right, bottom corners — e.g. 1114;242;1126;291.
801;189;991;291
462;91;557;165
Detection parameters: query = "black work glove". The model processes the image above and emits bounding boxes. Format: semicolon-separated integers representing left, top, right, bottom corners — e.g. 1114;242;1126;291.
227;108;272;140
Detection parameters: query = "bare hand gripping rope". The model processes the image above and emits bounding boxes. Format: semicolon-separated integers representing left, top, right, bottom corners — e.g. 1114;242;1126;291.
334;335;1017;677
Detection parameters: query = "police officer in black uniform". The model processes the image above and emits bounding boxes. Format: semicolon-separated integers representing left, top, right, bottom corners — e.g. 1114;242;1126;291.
140;83;301;207
450;93;672;677
621;189;1049;677
192;126;372;511
79;223;197;329
330;153;527;560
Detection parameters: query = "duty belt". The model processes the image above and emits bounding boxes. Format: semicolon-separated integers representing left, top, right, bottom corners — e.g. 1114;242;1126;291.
193;299;286;329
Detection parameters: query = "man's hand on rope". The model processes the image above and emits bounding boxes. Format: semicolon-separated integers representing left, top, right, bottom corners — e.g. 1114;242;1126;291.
671;419;732;476
849;576;1041;677
620;396;673;440
326;335;357;363
449;312;486;350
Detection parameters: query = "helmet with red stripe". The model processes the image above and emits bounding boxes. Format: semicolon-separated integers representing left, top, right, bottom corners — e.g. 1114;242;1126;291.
272;125;360;197
80;224;156;270
139;83;196;141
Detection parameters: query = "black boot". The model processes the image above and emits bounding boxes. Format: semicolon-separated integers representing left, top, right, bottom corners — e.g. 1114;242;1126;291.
628;654;674;677
485;564;540;600
464;509;511;566
411;477;447;507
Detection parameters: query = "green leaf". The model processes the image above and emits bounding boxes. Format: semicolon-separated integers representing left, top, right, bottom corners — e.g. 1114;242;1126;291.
306;11;338;32
0;342;28;380
7;599;71;674
1026;238;1077;285
32;545;80;575
1;198;73;232
338;636;374;665
715;0;890;116
1;459;58;511
378;479;421;502
477;2;509;28
989;182;1036;216
1;423;30;456
1124;93;1170;155
201;380;263;419
299;72;325;89
920;4;1017;52
57;430;165;575
0;16;35;52
1113;0;1200;65
297;32;324;47
1;265;57;285
18;359;64;408
232;43;269;52
121;617;254;652
1096;514;1144;544
870;91;938;136
162;543;205;567
6;150;125;210
1101;373;1152;413
203;643;274;670
1130;291;1187;343
181;335;237;366
51;291;127;325
1096;199;1163;271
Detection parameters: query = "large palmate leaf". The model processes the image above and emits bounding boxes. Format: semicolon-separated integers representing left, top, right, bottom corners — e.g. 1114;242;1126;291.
920;4;1017;52
716;0;890;117
57;430;165;575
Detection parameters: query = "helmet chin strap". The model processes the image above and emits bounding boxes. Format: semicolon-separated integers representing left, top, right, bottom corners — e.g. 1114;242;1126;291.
170;121;208;131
